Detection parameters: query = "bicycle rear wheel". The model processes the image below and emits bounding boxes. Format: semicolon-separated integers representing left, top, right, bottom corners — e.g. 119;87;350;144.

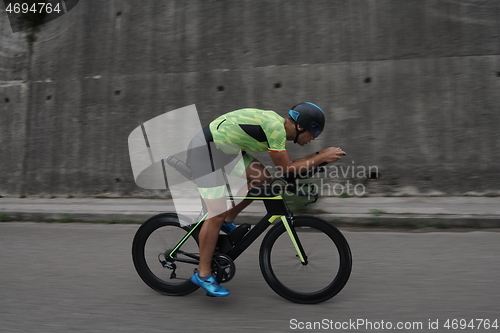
259;215;352;304
132;213;200;296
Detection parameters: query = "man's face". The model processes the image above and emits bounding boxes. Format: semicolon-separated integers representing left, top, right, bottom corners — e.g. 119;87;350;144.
296;126;316;146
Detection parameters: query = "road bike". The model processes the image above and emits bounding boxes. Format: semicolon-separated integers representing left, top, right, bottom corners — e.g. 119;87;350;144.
132;158;352;304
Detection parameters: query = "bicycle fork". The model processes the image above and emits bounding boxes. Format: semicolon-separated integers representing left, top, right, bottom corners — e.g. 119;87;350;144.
273;215;309;265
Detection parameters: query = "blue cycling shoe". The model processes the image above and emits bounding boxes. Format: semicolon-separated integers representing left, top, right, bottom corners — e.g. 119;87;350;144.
190;270;230;297
221;222;237;234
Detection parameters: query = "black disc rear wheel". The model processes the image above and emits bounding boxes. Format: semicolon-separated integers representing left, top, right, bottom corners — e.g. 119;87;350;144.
132;213;200;296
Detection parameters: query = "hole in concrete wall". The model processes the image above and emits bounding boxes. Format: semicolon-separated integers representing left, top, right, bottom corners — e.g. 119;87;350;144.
46;95;52;100
116;11;122;16
274;82;282;89
369;171;379;179
114;90;121;95
217;86;225;92
497;72;500;77
115;178;121;183
364;77;372;83
4;98;9;103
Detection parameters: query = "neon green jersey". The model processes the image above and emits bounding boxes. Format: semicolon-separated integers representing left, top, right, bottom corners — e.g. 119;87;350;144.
209;109;287;154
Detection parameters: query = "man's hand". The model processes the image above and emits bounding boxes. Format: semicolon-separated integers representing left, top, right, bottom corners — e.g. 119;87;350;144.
318;147;346;163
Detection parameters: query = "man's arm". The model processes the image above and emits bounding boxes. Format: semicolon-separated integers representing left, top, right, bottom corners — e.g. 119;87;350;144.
269;147;346;175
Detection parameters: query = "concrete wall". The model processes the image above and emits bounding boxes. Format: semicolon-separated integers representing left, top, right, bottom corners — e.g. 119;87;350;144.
1;0;499;197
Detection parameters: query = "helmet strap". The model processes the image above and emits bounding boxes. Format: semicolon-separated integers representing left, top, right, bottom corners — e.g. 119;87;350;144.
293;123;306;144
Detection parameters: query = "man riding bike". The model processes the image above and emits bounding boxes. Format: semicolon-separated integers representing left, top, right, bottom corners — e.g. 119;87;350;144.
186;102;346;297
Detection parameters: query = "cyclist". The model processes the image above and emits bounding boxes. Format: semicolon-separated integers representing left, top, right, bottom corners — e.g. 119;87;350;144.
187;102;346;297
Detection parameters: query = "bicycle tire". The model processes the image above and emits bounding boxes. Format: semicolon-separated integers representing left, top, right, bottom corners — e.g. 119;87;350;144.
132;213;200;296
259;215;352;304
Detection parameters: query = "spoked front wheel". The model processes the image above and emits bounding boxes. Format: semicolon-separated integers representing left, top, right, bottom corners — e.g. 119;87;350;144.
132;213;200;296
259;215;352;304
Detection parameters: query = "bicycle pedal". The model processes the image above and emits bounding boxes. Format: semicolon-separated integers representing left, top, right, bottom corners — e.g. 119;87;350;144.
206;292;216;297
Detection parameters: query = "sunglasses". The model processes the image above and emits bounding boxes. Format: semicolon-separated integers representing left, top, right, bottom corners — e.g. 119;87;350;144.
309;122;323;138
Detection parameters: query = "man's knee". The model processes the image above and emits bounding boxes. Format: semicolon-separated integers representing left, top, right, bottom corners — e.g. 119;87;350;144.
204;196;230;220
253;170;271;185
247;162;271;186
206;210;228;225
249;178;269;189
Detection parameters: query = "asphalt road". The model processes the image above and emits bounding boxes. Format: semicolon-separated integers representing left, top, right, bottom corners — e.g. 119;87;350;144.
1;222;499;333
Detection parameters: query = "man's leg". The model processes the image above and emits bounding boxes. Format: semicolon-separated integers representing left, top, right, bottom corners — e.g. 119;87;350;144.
225;159;271;223
191;196;231;297
186;133;233;296
197;197;227;277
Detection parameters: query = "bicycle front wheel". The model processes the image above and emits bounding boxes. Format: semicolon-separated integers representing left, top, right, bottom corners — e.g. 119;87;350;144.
259;215;352;304
132;213;200;296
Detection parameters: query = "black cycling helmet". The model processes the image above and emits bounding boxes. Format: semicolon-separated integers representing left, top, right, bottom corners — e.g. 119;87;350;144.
288;102;325;143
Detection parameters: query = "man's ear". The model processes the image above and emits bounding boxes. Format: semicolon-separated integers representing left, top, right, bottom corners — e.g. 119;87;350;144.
296;125;305;132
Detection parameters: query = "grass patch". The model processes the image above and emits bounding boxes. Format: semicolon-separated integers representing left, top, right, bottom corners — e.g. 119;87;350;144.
0;213;141;224
102;219;140;224
53;217;75;223
370;209;386;217
0;214;14;222
67;219;141;224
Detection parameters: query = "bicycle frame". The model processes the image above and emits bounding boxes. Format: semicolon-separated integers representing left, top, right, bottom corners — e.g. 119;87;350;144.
167;190;308;266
